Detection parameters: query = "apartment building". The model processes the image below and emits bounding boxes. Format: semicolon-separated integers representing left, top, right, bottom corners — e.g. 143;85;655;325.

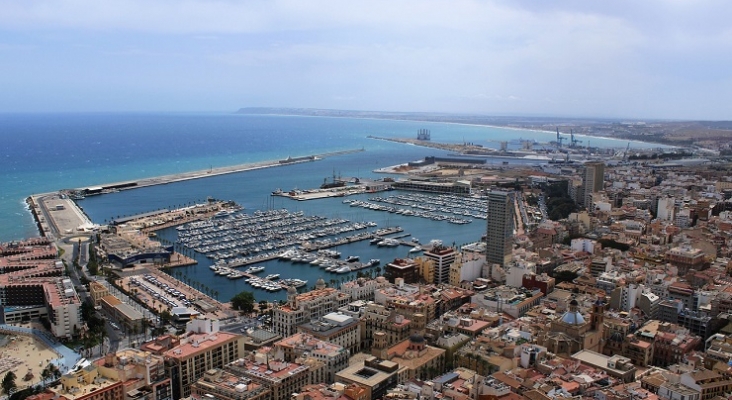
164;319;245;399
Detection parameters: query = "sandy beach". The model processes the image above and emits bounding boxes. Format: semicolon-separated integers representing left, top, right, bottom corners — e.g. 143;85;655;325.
0;333;62;388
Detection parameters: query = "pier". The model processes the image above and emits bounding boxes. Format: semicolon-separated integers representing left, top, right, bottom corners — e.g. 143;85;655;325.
213;226;405;269
68;148;365;196
27;148;364;240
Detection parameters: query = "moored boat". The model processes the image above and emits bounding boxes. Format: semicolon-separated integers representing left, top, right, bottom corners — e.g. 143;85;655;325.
228;272;245;279
244;266;265;274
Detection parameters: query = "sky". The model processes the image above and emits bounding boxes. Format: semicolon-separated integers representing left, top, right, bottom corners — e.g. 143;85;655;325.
1;0;731;119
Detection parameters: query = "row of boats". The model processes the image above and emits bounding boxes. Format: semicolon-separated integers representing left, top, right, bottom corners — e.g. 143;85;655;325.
245;275;293;292
209;263;247;279
209;260;307;291
370;236;424;253
175;208;379;264
376;192;489;215
246;272;307;292
278;248;380;274
246;276;307;292
344;191;491;224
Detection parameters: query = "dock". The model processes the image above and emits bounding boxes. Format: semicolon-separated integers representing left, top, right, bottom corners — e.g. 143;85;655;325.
217;226;405;269
66;148;365;196
272;186;366;201
27;148;364;240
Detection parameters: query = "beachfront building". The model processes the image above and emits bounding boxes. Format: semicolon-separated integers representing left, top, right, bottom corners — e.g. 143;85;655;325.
272;287;351;337
0;245;80;336
164;319;245;399
49;361;125;400
0;277;82;339
0;241;82;339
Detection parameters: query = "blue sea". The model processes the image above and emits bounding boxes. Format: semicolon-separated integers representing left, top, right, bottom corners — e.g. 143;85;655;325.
1;113;665;301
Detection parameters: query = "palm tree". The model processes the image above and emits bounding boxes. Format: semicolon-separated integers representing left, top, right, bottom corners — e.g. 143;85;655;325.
41;367;52;388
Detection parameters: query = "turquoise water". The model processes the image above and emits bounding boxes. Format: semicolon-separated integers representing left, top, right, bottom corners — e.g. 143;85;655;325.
1;113;667;301
1;113;664;242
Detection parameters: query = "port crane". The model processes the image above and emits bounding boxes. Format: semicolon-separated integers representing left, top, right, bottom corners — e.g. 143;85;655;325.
556;128;566;147
570;129;582;147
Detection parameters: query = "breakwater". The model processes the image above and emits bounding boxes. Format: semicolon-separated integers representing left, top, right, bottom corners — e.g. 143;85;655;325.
69;148;365;196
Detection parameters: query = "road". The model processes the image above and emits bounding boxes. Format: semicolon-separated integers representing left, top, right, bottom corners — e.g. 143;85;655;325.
538;194;549;220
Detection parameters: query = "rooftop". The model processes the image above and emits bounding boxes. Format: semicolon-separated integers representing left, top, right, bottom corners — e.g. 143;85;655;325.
164;331;241;360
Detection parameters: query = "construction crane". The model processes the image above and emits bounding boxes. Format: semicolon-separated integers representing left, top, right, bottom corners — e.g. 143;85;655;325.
570;129;582;147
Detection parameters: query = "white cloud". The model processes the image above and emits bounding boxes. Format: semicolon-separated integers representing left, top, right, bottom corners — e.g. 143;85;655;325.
1;0;732;118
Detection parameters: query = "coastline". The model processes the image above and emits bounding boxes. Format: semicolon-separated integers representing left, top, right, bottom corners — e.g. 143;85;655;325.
236;111;675;149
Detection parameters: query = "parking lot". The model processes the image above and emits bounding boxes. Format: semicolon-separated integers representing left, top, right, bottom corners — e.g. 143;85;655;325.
128;274;191;310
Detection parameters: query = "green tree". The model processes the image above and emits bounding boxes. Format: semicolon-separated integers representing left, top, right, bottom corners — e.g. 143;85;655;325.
258;300;268;313
81;300;95;321
598;238;631;252
231;291;255;314
160;310;172;325
553;270;579;284
41;367;52;387
87;243;99;275
2;371;16;395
